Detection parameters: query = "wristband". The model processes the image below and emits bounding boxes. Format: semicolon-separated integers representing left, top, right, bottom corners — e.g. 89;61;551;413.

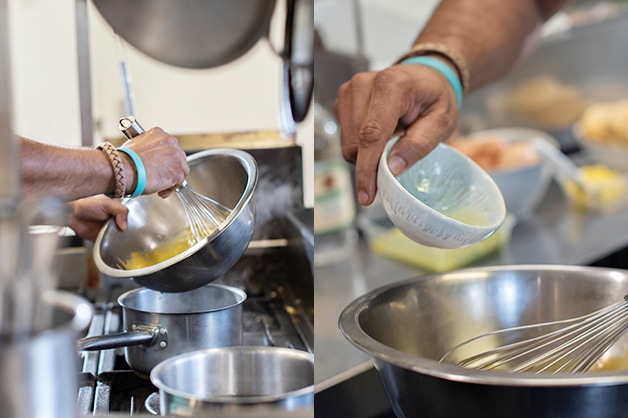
395;42;470;96
117;147;146;197
399;56;463;107
96;142;125;199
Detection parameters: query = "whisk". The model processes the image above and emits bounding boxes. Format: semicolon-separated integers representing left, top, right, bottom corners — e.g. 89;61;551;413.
440;295;628;374
118;116;232;242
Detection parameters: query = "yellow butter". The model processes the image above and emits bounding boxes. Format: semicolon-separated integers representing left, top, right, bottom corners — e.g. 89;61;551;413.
564;165;626;210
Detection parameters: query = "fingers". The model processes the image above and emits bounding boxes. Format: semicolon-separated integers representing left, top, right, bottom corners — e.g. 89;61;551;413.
157;185;177;199
388;106;458;177
336;68;414;206
124;127;189;196
110;203;129;232
335;64;459;206
335;72;374;166
65;196;129;241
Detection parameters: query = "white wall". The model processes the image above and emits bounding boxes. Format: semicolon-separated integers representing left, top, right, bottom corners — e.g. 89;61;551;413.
314;0;439;70
8;0;313;207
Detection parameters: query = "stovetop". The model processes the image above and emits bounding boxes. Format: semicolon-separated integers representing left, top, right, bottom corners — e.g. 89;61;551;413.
77;233;314;416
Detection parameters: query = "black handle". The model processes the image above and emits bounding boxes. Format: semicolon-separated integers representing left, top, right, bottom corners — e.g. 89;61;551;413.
76;328;155;351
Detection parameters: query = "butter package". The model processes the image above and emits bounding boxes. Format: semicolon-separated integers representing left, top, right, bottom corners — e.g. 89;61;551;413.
360;214;515;273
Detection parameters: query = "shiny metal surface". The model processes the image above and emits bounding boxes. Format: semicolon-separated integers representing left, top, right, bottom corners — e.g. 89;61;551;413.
339;265;628;418
0;0;19;208
0;291;92;418
78;284;245;376
93;148;258;292
92;0;276;69
443;296;628;373
281;0;313;124
151;346;314;415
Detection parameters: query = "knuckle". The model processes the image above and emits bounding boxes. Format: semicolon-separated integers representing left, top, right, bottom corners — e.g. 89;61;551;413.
358;121;385;146
432;111;456;133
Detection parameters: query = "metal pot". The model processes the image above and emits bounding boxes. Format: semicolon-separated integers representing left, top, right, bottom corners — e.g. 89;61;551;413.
0;290;93;418
339;265;628;418
77;284;245;376
93;148;258;292
150;346;314;415
92;0;277;69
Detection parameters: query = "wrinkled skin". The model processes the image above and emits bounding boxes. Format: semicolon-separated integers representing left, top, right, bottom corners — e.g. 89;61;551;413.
335;63;458;206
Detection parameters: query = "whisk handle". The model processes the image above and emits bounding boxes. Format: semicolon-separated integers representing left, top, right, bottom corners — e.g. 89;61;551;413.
119;116;145;139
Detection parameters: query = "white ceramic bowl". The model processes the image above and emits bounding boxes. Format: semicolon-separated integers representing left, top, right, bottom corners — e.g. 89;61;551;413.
377;138;506;249
467;128;558;222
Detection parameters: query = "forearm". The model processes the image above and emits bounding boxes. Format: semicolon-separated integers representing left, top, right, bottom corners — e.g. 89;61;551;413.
20;137;118;201
415;0;570;92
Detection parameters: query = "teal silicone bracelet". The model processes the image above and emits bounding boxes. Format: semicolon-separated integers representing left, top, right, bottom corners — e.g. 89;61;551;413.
399;56;463;107
117;147;146;197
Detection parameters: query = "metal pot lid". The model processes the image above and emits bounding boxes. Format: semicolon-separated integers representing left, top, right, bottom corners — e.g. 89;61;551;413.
92;0;277;69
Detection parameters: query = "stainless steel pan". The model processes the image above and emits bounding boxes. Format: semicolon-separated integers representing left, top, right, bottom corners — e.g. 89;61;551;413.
77;284;245;376
150;346;314;415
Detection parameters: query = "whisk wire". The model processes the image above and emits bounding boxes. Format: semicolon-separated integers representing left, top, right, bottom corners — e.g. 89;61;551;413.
442;298;628;374
176;180;232;243
117;117;233;244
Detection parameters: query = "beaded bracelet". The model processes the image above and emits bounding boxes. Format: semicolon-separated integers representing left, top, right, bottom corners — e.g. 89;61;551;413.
117;147;146;197
96;141;126;199
394;42;470;96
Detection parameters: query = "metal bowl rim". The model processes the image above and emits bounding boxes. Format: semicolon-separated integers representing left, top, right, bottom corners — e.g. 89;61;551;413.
338;264;628;387
150;346;314;403
116;284;247;315
93;148;258;278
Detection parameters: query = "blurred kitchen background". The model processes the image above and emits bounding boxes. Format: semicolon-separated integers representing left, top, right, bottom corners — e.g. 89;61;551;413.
314;1;628;416
9;0;313;207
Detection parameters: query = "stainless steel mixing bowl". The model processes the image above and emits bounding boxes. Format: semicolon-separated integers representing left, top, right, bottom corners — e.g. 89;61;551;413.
93;148;258;292
339;265;628;418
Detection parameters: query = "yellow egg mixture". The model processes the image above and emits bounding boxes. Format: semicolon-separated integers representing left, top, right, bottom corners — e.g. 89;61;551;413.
563;165;627;211
122;227;198;270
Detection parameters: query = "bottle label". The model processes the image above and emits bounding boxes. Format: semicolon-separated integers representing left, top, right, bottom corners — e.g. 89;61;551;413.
314;161;356;235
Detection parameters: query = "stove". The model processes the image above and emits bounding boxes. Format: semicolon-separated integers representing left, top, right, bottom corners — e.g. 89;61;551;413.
77;237;313;416
71;146;313;416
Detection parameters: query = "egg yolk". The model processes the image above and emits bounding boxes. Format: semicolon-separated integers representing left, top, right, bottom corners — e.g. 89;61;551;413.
122;228;198;270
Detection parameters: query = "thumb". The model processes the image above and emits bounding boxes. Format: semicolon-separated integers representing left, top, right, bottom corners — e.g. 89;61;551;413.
113;211;128;232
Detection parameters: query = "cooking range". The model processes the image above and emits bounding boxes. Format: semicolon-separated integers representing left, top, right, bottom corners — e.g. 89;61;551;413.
75;146;314;416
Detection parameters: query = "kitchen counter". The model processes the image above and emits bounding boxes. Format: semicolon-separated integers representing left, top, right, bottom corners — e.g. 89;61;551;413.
314;181;628;391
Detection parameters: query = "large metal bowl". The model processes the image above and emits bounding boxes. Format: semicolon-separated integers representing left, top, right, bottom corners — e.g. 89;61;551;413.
93;148;258;292
339;265;628;418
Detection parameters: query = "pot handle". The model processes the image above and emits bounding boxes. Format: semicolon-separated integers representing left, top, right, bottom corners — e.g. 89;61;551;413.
278;0;313;136
76;328;156;351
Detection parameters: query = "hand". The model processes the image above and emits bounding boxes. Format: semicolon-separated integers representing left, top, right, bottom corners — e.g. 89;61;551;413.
334;63;459;206
66;195;128;241
120;127;190;198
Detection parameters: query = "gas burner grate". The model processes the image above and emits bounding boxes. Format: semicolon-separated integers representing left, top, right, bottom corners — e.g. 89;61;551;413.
78;283;311;416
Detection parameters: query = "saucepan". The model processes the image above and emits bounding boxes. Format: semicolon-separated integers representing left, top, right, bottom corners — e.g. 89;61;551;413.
0;290;92;418
150;346;314;415
339;265;628;418
77;284;245;377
